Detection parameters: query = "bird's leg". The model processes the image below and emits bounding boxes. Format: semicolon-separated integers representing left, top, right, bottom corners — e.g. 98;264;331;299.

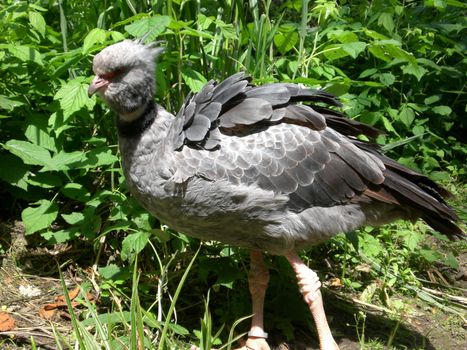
242;250;271;350
285;252;339;350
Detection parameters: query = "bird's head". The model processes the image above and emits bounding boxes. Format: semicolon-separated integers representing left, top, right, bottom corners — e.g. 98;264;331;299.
88;39;163;121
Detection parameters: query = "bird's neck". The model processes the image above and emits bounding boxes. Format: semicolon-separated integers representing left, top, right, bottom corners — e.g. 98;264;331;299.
117;101;157;138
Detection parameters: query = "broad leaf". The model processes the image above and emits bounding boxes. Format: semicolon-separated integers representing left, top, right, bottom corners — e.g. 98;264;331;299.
121;231;150;262
181;68;207;93
432;105;452;116
22;200;58;235
29;11;46;37
3;140;51;166
83;28;107;53
125;15;171;41
54;77;96;119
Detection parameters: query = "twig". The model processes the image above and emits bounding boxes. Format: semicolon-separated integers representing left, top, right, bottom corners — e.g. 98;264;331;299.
421;287;467;305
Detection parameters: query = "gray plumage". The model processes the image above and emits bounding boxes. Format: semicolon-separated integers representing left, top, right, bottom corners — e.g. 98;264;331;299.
88;40;462;256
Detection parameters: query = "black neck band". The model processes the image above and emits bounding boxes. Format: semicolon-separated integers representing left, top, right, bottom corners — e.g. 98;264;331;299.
117;102;157;138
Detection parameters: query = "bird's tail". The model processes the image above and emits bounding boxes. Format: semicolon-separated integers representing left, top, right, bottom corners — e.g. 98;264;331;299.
320;111;464;239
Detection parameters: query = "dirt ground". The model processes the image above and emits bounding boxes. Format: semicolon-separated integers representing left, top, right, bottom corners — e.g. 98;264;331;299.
0;221;465;349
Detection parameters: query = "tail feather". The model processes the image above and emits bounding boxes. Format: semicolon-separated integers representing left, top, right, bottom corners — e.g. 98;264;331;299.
320;113;463;239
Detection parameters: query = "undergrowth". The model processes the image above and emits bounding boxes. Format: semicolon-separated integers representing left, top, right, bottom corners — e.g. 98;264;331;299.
0;0;465;349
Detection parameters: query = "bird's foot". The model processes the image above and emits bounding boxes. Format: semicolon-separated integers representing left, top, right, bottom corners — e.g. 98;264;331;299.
190;337;271;350
234;336;271;350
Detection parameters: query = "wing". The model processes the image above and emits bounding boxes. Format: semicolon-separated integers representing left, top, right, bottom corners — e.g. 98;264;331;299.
169;73;385;210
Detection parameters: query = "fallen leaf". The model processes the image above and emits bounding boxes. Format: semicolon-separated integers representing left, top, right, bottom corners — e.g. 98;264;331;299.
0;312;15;331
55;286;80;303
328;277;343;288
39;305;57;320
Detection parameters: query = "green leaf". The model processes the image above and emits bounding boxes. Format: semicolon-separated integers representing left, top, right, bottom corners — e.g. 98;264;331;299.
29;11;46;37
399;106;415;127
0;95;25;111
42;228;78;244
0;154;30;190
1;44;43;65
83;28;107;53
76;147;119;169
62;212;85;225
99;264;124;280
358;68;378;79
22;200;58;235
3;140;51;166
432;105;452;116
121;231;150;262
124;15;171;41
443;253;459;269
378;72;395;86
61;183;90;202
42;150;87;171
54;77;96;119
25;116;56;152
27;172;62;189
424;95;441;105
378;12;394;33
401;64;427;81
181;68;207;93
273;28;299;54
340;42;367;59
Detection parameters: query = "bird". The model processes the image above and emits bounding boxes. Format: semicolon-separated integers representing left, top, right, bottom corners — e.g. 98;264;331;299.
88;39;463;350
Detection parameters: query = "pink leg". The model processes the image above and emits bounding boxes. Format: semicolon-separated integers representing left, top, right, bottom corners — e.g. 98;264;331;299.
285;252;339;350
243;250;271;350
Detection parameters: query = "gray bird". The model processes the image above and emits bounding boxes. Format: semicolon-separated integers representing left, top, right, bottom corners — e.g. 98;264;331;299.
88;39;462;350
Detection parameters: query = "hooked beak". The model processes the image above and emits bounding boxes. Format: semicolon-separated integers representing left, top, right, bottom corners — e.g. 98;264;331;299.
88;75;109;97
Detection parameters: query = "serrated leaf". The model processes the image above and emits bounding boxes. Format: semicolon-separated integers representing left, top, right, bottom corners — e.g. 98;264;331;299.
22;200;58;235
42;150;86;171
340;42;367;58
181;68;207;93
2;44;43;65
83;28;107;53
76;147;119;169
3;140;51;166
273;29;299;54
121;231;150;262
124;15;171;41
399;106;415;127
401;64;427;81
29;11;46;37
54;77;96;119
432;105;452;116
322;44;350;61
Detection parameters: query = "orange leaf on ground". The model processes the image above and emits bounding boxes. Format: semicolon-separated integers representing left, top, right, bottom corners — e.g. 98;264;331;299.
38;305;57;320
0;312;15;331
55;286;80;303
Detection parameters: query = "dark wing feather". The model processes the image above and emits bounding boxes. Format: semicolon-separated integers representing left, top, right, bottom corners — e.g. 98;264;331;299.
170;73;463;238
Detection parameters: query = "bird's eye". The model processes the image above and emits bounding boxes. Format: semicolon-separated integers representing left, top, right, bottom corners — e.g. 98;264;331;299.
101;68;125;80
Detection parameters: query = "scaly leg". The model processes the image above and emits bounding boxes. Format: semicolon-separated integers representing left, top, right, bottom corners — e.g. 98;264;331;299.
285;252;339;350
241;250;271;350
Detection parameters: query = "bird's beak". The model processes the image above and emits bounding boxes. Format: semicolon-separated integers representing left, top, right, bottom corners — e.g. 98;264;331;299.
88;75;109;97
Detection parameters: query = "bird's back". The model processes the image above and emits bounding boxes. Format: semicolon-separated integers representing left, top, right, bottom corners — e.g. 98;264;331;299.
117;73;462;254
